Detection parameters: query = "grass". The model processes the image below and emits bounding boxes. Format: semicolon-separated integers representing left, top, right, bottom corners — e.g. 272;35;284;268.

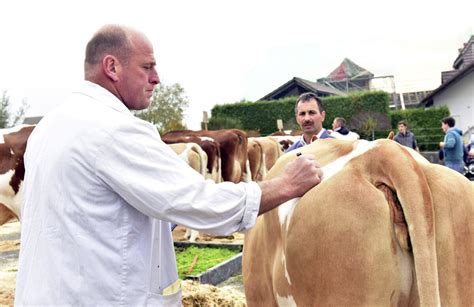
175;246;239;279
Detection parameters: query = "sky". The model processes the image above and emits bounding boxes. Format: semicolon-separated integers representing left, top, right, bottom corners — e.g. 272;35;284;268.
1;0;473;129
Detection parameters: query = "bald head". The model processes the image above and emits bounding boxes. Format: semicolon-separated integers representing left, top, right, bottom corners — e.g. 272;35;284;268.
84;25;147;79
83;24;159;110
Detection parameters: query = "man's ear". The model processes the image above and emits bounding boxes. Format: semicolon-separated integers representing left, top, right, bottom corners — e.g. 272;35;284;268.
103;55;121;82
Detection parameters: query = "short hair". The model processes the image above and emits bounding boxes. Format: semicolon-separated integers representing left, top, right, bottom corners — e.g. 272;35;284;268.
398;120;408;127
294;92;323;114
334;117;346;127
441;116;455;127
85;25;132;66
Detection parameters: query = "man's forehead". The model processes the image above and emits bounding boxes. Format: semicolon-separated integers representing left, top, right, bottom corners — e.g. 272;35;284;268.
298;100;320;112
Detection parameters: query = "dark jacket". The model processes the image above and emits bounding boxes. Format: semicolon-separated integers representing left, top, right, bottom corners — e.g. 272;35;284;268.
394;131;417;149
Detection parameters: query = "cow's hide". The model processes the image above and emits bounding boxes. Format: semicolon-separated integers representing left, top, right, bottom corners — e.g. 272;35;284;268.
243;138;473;306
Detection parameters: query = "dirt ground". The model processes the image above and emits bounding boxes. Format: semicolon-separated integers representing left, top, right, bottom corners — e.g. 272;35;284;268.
0;221;245;306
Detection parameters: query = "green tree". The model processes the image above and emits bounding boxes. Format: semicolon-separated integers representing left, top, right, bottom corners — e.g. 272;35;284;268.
0;91;30;128
0;91;10;128
135;83;189;134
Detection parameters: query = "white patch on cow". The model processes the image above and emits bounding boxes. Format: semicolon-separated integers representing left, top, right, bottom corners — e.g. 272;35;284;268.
276;293;297;306
321;140;377;181
0;169;21;217
281;253;292;285
278;198;300;232
198;136;214;142
0;125;33;144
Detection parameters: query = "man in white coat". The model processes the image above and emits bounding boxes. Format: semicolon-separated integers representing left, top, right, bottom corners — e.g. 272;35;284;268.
14;25;323;306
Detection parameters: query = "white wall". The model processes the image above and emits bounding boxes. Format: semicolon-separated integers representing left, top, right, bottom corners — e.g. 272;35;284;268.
433;71;474;134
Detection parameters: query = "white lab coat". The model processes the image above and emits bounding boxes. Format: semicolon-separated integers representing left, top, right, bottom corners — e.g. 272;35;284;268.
15;81;261;306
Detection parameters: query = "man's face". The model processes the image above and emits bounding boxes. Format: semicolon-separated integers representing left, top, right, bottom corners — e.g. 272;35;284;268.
398;124;407;134
116;34;160;110
441;122;449;133
296;98;325;136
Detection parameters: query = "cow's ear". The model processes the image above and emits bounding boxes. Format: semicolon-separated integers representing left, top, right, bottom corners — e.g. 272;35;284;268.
103;55;121;82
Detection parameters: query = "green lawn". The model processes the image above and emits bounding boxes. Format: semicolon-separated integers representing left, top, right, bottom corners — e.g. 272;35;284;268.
175;246;239;279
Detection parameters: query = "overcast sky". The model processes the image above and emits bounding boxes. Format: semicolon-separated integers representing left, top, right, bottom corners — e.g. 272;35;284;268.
1;0;473;129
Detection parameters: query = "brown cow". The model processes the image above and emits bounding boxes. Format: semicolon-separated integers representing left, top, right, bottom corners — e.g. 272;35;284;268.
0;125;35;225
243;138;474;306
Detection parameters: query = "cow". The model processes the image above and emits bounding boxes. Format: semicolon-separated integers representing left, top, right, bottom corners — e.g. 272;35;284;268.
248;137;282;181
243;138;474;306
163;129;250;183
0;125;35;225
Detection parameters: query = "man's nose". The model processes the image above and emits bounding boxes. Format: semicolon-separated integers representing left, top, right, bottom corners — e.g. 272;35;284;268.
150;69;160;85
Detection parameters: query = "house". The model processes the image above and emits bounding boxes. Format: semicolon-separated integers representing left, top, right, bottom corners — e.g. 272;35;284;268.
420;35;474;136
258;76;346;101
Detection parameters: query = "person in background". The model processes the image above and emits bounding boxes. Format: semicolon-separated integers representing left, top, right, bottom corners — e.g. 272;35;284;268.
286;92;333;152
330;117;360;140
14;24;323;306
394;120;419;151
440;116;464;173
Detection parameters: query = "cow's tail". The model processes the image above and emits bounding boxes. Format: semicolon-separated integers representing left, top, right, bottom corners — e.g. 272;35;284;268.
377;140;440;307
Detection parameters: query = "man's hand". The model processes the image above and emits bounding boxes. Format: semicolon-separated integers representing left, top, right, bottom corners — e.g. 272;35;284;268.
280;154;323;198
257;154;323;215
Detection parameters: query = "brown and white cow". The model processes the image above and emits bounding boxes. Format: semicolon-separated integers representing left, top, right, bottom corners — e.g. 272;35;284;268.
0;125;35;225
243;138;474;306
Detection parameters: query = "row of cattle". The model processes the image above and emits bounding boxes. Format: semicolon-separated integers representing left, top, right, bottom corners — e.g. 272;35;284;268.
162;129;299;183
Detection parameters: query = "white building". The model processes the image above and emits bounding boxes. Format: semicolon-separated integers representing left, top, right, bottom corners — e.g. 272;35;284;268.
421;35;474;139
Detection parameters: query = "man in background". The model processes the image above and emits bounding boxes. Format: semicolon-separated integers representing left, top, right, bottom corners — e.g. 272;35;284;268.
330;117;359;140
394;120;418;151
286;92;333;152
440;116;464;173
